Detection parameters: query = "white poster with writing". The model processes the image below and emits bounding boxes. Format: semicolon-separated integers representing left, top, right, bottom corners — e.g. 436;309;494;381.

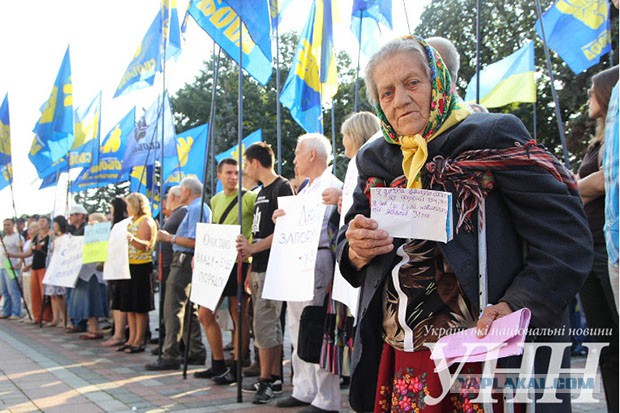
43;235;84;288
191;223;240;311
103;218;132;281
371;187;453;242
262;195;326;302
332;157;361;320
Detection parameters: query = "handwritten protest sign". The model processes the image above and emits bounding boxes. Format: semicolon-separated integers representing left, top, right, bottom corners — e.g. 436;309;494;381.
371;187;453;242
263;195;326;302
191;223;240;311
83;222;111;263
43;235;84;288
103;218;131;281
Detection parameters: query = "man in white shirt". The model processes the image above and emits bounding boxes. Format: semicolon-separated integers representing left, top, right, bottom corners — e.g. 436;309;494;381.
0;218;23;320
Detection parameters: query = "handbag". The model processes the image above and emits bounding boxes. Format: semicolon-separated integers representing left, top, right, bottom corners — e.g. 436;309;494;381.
297;297;328;364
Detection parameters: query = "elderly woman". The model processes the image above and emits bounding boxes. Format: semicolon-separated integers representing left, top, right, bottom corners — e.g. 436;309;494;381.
336;36;592;412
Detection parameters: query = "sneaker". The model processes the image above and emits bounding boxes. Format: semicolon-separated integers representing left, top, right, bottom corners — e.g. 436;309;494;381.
252;380;274;404
242;378;282;394
212;368;236;385
8;315;20;320
193;367;225;379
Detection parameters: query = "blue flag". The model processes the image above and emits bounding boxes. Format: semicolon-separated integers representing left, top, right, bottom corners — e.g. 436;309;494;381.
0;94;11;191
114;1;182;98
40;92;102;177
269;0;293;28
215;129;263;163
71;108;135;192
536;0;611;74
188;0;273;85
122;92;176;170
39;170;60;190
225;0;272;61
130;165;160;215
280;0;338;133
350;0;392;61
29;46;74;178
464;42;536;108
162;123;209;190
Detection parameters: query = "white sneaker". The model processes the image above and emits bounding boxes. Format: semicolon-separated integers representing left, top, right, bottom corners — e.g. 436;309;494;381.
8;315;20;320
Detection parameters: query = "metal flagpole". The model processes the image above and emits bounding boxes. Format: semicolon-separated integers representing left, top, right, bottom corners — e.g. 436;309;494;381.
533;102;537;139
275;0;283;175
353;8;363;113
207;45;222;194
402;0;411;33
535;0;571;169
331;105;337;175
235;20;244;403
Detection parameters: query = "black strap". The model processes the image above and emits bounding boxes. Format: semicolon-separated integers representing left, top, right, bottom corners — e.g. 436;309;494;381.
218;190;247;224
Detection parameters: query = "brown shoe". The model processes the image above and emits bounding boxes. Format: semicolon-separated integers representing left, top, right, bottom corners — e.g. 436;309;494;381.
242;360;260;377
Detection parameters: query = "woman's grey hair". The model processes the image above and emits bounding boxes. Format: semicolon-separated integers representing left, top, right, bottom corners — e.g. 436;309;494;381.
298;133;332;164
341;111;381;154
365;37;431;105
180;176;203;196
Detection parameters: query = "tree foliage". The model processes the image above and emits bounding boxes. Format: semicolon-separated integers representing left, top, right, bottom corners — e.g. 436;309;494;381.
416;0;618;171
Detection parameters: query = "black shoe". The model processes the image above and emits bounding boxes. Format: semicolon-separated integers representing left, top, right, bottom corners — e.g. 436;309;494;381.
276;396;310;408
212;368;237;385
242;378;283;394
298;405;338;413
193;367;226;379
187;356;206;366
151;347;161;356
252;380;274;404
225;356;251;368
145;358;180;371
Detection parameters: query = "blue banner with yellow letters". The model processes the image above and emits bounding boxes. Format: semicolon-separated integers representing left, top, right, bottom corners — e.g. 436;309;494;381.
536;0;611;74
162;123;209;190
71;108;135;192
0;94;11;191
29;46;74;178
188;0;273;85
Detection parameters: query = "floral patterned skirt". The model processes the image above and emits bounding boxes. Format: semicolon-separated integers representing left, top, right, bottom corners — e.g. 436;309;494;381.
374;342;526;413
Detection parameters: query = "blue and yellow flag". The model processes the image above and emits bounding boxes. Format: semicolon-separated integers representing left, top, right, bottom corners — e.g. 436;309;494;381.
40;92;102;177
114;1;181;98
29;46;74;178
122;92;177;170
162;123;209;190
71;108;135;192
0;94;12;191
226;0;272;63
269;0;293;28
188;0;273;85
39;170;60;190
464;42;536;108
130;165;160;214
280;0;338;133
350;0;392;61
536;0;611;74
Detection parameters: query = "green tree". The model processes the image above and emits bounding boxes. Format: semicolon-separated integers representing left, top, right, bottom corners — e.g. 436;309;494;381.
416;0;618;171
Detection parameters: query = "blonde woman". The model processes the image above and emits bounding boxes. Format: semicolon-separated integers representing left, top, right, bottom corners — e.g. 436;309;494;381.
119;193;156;353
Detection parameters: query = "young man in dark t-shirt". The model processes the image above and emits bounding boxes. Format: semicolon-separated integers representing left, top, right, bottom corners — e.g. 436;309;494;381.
236;142;295;404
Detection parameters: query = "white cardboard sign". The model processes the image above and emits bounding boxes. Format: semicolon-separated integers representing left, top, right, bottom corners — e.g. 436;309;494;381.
43;235;84;288
103;217;132;281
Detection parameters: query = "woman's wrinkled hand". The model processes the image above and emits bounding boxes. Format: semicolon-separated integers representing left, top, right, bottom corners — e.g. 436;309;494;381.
346;214;394;270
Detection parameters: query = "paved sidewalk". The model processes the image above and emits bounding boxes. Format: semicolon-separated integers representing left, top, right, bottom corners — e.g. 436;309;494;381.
0;317;610;413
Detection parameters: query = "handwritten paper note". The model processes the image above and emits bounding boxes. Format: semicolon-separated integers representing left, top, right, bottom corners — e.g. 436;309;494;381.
43;235;84;288
83;222;111;263
262;195;326;302
103;218;131;281
371;187;453;242
191;223;240;311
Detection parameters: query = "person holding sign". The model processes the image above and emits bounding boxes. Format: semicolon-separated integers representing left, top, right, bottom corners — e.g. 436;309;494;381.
236;143;295;404
120;193;157;354
147;177;210;370
194;158;257;384
336;36;593;412
44;215;68;328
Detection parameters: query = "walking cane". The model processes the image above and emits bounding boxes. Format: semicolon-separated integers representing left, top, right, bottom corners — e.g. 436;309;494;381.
0;234;32;320
181;286;193;379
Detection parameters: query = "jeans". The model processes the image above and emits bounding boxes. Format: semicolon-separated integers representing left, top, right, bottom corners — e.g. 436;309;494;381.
0;268;22;317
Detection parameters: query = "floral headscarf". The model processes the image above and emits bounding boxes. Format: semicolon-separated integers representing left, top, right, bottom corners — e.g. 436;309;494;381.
375;35;471;188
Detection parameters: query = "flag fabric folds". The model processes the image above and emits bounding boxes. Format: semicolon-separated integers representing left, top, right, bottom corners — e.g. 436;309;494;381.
269;0;293;28
163;123;209;189
39;170;60;190
122;93;176;170
464;42;536;108
71;108;135;192
225;0;272;62
280;0;338;133
114;1;182;97
188;0;273;85
536;0;611;74
29;46;74;178
0;94;12;191
350;0;392;61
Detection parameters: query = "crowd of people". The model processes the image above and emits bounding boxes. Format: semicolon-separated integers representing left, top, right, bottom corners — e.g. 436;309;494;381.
0;34;618;413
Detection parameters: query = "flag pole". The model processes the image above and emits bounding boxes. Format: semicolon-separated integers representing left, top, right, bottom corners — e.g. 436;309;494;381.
475;0;481;104
207;45;222;195
331;104;337;175
353;8;363;113
275;0;283;175
235;19;245;403
535;0;570;169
